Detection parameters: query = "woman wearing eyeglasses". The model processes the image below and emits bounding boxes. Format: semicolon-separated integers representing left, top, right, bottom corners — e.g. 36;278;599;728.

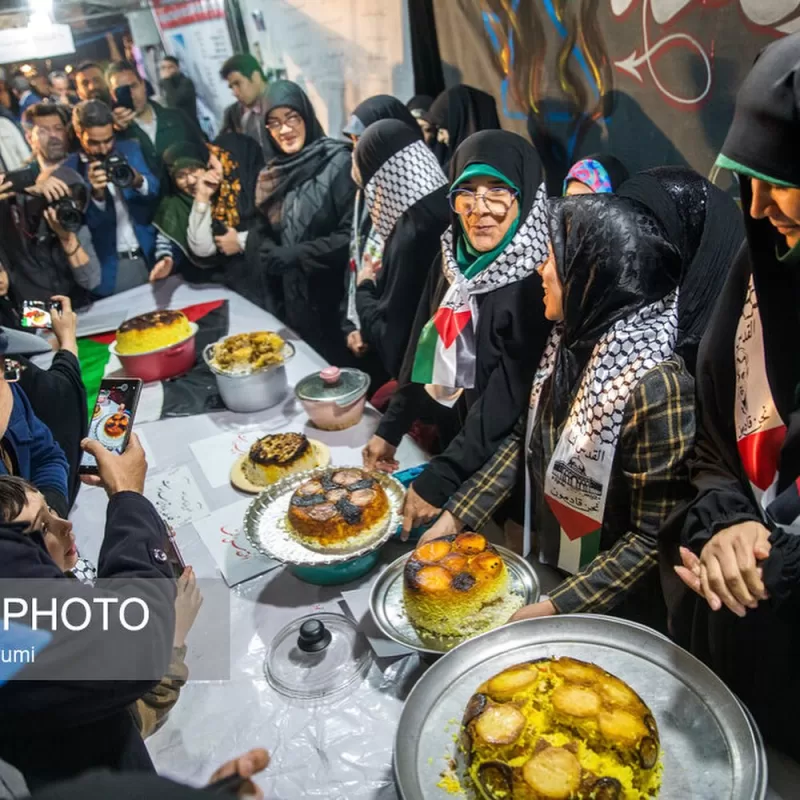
239;80;356;365
363;130;551;529
421;192;698;630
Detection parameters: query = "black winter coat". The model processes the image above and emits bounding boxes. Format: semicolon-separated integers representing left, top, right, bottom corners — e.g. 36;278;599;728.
355;186;450;378
244;138;356;364
0;493;176;791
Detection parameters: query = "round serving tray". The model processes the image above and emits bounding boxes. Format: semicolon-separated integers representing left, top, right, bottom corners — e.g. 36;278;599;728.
394;614;767;800
370;547;540;655
243;467;405;566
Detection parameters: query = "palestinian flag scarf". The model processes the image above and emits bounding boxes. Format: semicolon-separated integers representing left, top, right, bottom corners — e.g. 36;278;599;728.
412;182;549;400
523;292;679;568
78;300;229;423
734;275;800;527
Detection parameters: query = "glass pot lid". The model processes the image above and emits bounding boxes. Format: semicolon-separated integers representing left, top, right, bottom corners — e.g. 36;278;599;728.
295;367;369;407
264;612;372;700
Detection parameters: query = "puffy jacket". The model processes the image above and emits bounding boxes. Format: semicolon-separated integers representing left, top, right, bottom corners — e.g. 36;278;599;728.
243;138;355;364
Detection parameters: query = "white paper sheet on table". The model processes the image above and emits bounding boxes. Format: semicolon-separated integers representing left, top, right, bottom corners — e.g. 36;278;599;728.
340;585;413;659
144;464;210;529
189;430;263;489
135;429;157;470
192;499;279;586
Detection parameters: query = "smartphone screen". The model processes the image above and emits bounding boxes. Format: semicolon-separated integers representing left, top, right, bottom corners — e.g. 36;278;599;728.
79;378;143;475
21;300;61;330
114;85;135;111
163;526;186;579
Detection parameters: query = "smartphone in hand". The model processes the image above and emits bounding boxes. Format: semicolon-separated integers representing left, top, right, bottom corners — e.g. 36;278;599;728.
21;300;63;330
163;525;186;580
113;85;135;112
79;378;143;475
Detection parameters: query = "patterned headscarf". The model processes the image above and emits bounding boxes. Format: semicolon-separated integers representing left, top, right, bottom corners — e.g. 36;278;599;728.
563;158;613;195
358;120;447;240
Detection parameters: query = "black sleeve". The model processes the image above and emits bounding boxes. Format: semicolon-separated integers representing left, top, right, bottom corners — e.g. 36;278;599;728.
681;346;763;553
376;382;440;446
2;493;175;730
267;159;356;275
413;275;549;507
356;215;441;378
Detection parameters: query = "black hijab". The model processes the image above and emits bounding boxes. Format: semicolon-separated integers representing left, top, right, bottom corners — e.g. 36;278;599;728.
546;194;682;423
355;118;429;187
407;94;434;120
618;166;744;374
428;86;501;168
710;33;800;424
262;79;325;157
448;129;544;225
342;94;420;138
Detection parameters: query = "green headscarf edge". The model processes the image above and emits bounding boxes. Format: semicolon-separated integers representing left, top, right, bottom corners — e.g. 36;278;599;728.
451;163;521;280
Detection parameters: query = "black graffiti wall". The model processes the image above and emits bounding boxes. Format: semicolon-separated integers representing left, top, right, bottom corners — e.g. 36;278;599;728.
433;0;799;193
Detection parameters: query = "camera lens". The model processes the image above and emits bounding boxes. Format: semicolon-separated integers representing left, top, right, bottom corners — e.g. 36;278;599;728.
55;199;82;233
103;154;134;189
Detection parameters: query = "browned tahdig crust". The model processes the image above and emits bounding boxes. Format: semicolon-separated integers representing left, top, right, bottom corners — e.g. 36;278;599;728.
288;468;390;548
118;309;186;333
248;433;310;466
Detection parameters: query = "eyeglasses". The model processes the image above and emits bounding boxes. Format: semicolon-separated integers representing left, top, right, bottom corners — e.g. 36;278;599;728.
448;187;518;217
266;113;303;133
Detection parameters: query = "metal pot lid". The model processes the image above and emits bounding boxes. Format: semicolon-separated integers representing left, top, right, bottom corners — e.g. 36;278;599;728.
295;366;369;406
264;612;371;700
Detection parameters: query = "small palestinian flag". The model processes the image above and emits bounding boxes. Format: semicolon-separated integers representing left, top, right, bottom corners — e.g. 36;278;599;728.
734;276;787;505
544;457;604;575
411;293;474;390
78;300;230;423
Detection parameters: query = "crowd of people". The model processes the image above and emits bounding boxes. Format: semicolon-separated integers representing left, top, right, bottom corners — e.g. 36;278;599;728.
0;29;798;797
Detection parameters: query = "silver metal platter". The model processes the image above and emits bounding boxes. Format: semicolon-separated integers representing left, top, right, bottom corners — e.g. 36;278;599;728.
370;547;540;655
395;615;767;800
243;467;404;566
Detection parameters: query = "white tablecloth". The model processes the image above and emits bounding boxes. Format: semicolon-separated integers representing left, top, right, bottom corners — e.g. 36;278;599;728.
68;278;425;798
65;278;800;799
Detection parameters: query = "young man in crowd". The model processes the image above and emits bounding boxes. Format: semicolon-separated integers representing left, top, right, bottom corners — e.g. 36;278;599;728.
106;60;205;186
9;75;41;117
0;104;101;305
27;72;51;103
74;61;111;105
0;435;177;791
66;100;160;296
158;55;198;126
219;54;271;156
48;71;79;107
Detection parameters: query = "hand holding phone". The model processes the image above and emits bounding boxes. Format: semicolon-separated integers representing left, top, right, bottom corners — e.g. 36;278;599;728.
113;84;136;112
79;378;143;479
80;432;147;496
21;300;63;330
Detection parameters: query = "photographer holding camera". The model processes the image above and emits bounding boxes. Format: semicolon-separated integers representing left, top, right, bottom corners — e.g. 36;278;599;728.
65;100;159;296
0;105;101;308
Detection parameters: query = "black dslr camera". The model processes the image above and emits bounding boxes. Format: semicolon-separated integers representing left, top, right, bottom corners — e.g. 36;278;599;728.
50;194;85;233
101;153;135;189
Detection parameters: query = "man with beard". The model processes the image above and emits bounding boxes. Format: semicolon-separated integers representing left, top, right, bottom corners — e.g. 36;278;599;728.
0;103;101;306
74;62;111;105
22;104;69;171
